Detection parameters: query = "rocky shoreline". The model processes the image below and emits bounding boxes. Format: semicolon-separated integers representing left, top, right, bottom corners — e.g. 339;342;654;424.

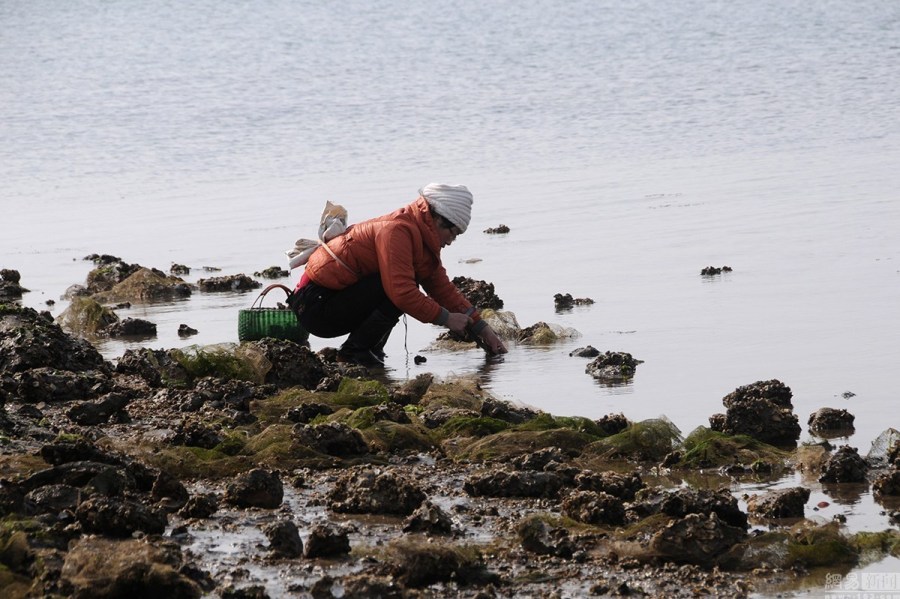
2;264;900;598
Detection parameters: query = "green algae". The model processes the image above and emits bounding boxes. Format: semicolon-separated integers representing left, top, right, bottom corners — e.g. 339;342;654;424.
437;416;511;438
515;413;607;437
450;428;597;462
585;418;682;462
680;426;789;468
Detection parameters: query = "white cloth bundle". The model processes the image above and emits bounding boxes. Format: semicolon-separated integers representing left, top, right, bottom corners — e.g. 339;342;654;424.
285;201;348;269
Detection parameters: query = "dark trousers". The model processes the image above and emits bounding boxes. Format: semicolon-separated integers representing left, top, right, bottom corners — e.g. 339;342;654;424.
290;275;401;339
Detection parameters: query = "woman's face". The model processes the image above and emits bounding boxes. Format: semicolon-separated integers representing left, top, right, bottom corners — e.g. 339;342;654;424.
435;215;461;247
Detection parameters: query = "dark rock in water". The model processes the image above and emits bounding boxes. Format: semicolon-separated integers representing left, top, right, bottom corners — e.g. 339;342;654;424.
561;490;626;525
1;268;22;284
303;522;351;558
263;519;304;558
293;421;369;457
105;317;158;338
0;268;29;300
650;512;745;565
178;493;219;519
224;468;283;509
403;500;454;535
178;323;198;337
585;351;642;383
723;379;793;409
819;445;868;483
254;266;289;279
76;496;167;536
517;517;574;558
196;274;261;292
83;255;142;294
570;345;601;358
92;266;191;302
328;468;426;516
464;468;564;499
700;265;733;276
873;470;900;498
60;536;200;598
483;224;510;234
747;487;810;519
554;292;595;311
451;276;504;310
170;263;191;276
710;379;800;446
808;407;855;434
629;487;748;530
66;391;131;425
595;412;629;436
0;304;109;376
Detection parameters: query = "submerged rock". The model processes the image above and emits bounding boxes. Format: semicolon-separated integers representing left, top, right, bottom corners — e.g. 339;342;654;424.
196;274;260;292
554;292;595;311
263;520;303;558
304;522;351;558
808;407;855;435
819;446;868;483
585;351;642;383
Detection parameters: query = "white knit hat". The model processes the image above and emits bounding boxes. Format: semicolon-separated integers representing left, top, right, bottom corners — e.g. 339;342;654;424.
419;183;473;234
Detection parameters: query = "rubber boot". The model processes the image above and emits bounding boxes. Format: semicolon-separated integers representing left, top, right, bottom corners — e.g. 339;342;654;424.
338;310;398;367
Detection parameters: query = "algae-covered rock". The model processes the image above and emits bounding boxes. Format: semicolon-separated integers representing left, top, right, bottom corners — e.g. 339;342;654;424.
383;538;493;588
56;296;120;338
450;428;597;462
60;536;200;599
93;267;191;302
680;427;789;469
585;418;682;462
786;521;858;567
293;421;369;457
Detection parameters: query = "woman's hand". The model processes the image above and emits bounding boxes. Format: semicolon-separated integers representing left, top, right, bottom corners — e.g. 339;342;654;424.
479;325;508;354
446;312;472;335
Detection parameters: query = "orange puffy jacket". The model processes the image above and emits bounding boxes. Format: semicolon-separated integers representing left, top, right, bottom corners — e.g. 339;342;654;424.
302;197;481;326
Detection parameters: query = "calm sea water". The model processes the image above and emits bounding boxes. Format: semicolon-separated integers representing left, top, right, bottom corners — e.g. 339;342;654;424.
2;0;900;587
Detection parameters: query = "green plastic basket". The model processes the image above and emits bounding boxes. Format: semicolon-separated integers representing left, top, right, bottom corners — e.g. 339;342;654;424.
238;284;309;343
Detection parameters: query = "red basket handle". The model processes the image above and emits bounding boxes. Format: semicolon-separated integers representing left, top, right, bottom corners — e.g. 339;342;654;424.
250;284;294;309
